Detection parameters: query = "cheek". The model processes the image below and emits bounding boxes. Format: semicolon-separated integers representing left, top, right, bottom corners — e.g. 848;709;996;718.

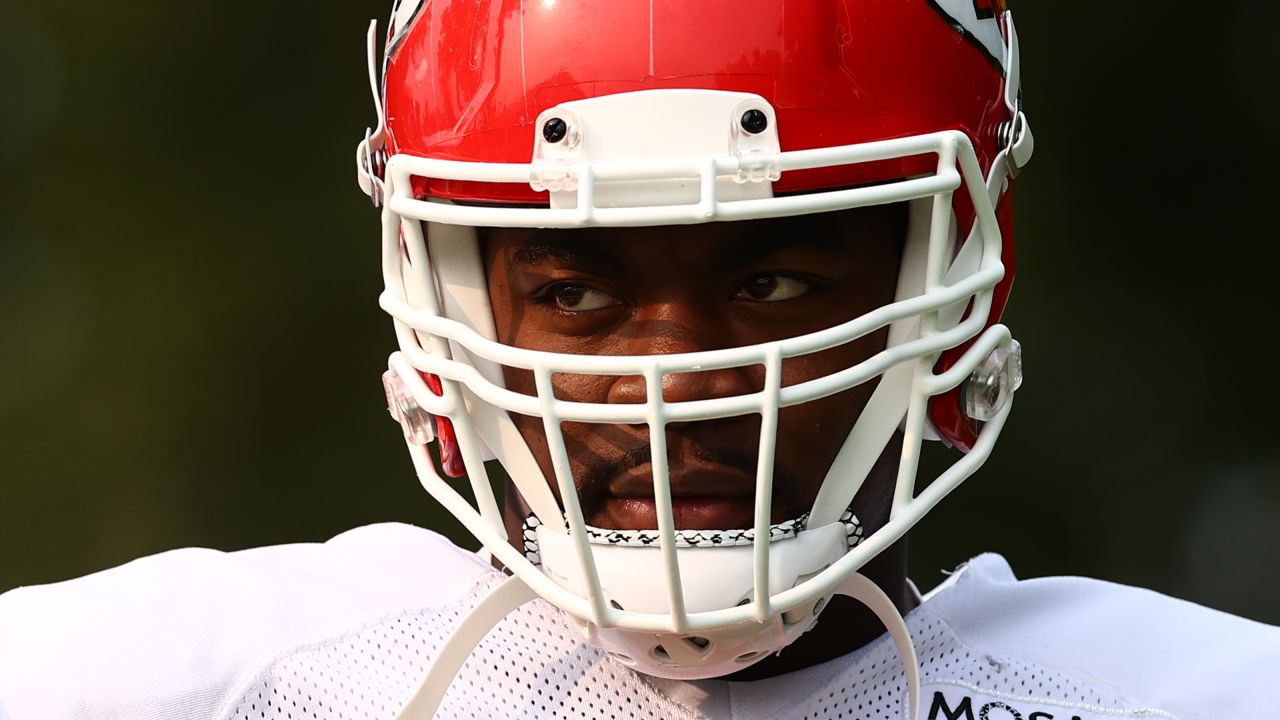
775;387;871;482
499;365;623;498
502;364;620;404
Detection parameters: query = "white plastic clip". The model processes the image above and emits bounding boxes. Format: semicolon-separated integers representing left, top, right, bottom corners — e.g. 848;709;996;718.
530;108;583;192
963;339;1023;422
382;369;435;445
729;99;781;183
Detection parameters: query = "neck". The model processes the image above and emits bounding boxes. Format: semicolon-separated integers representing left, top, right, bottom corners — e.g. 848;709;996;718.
719;535;915;680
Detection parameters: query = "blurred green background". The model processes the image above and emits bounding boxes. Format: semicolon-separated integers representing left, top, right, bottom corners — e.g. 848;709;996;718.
2;2;1277;623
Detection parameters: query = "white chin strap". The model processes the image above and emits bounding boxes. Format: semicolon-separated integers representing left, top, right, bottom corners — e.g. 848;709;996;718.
393;571;920;720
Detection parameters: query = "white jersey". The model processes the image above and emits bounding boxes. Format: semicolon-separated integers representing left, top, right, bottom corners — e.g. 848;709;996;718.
1;523;1276;720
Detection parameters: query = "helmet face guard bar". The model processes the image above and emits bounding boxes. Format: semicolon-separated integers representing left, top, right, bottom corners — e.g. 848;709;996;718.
378;124;1018;641
384;131;968;229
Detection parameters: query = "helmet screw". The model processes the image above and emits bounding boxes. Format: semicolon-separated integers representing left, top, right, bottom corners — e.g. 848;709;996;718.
542;117;568;143
740;108;768;135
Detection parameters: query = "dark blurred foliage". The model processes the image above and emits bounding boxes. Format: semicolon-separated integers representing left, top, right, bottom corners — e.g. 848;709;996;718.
1;1;1277;623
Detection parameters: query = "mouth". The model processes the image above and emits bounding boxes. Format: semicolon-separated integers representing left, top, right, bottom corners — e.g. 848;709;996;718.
602;463;770;531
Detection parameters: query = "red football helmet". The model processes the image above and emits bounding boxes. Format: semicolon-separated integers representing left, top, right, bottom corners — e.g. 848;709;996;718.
357;0;1031;714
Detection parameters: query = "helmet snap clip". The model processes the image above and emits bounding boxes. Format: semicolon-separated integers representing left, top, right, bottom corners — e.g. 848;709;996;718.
963;339;1023;422
729;101;781;183
381;369;435;445
531;108;583;192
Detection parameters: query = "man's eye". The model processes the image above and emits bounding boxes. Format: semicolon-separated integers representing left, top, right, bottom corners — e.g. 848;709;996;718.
737;274;811;302
546;284;618;312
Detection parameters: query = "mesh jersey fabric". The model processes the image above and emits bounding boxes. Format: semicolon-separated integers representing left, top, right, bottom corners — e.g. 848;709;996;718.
2;523;1278;720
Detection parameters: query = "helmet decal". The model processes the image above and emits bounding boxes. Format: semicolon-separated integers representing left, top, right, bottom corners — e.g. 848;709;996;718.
927;0;1009;71
386;0;424;54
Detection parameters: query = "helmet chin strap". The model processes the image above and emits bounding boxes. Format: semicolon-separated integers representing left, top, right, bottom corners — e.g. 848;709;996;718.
393;571;920;720
835;571;921;718
394;574;538;720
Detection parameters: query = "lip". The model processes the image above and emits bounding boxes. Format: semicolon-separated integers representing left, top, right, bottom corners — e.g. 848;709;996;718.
609;463;756;499
604;463;758;531
604;496;758;531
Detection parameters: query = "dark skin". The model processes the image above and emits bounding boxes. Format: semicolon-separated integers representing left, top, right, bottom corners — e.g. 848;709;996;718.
482;204;918;679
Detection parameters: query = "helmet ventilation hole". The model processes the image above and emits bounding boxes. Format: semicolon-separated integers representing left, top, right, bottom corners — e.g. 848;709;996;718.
650;644;673;663
734;650;764;663
685;636;711;650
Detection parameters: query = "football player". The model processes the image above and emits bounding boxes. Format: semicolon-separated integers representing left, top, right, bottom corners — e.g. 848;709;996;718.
2;1;1277;719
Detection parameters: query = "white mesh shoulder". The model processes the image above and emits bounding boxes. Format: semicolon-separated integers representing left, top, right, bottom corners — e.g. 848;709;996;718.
906;553;1280;720
0;523;493;720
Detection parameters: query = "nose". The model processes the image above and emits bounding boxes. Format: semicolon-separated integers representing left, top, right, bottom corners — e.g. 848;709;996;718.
605;301;759;405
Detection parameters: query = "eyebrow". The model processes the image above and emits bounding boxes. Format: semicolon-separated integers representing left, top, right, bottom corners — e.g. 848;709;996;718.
510;234;626;275
508;225;851;274
713;231;848;270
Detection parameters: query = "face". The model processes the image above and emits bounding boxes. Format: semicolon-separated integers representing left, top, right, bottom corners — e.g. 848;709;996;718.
483;205;906;533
